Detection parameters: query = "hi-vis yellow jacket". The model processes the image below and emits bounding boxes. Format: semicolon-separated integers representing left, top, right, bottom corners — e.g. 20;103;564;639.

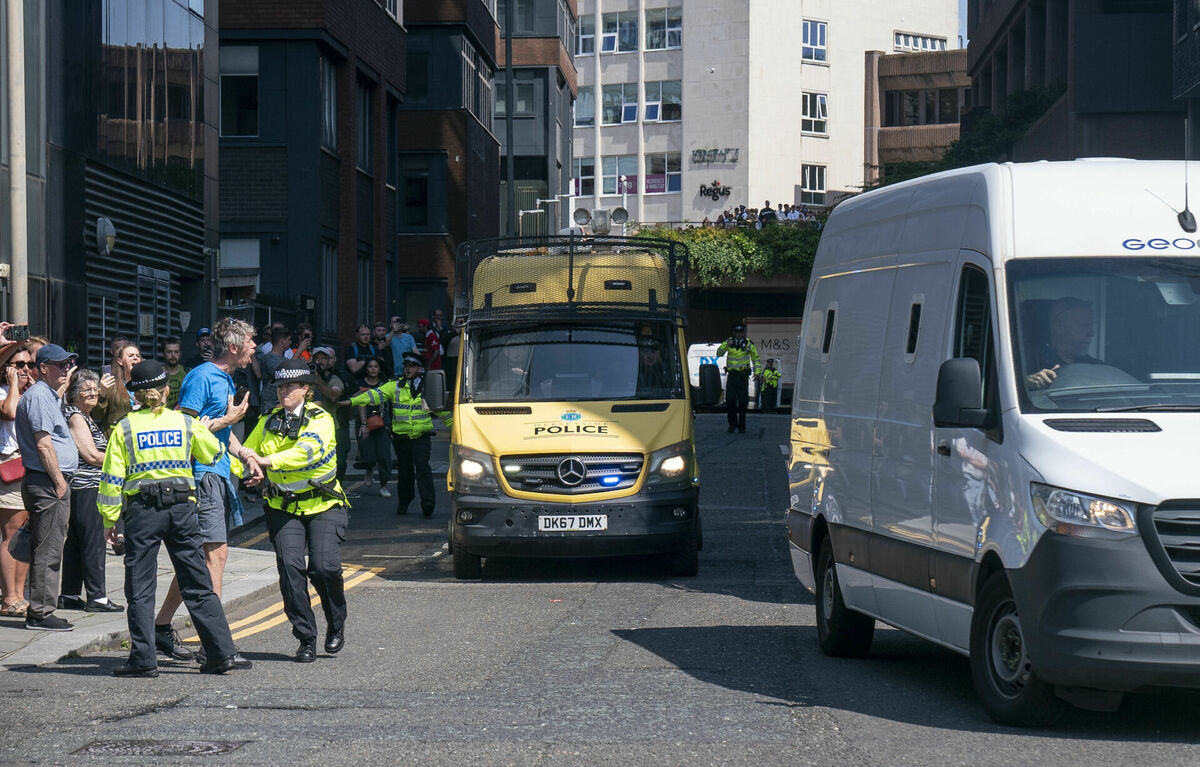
349;377;452;439
717;337;760;375
242;404;344;516
97;408;224;527
761;367;781;389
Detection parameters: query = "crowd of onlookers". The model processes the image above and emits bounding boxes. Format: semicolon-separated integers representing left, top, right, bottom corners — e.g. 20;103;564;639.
699;200;823;230
0;310;456;626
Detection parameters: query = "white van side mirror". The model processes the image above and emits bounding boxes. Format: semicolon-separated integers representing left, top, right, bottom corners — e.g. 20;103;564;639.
933;358;989;429
424;370;448;411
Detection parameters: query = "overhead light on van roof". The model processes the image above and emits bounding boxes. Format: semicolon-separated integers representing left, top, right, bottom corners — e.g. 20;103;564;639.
573;208;592;226
611;207;629;225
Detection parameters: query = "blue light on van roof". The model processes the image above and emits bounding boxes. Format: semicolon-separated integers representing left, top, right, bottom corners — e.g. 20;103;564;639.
600;475;620;486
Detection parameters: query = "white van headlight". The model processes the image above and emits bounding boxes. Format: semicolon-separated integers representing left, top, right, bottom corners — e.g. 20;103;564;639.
1031;483;1137;535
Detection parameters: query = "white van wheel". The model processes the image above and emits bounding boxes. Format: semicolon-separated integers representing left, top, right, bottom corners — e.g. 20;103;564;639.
969;573;1064;726
814;539;874;657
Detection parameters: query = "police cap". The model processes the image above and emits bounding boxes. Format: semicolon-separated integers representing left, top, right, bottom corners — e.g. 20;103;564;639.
128;360;169;391
732;323;746;332
402;352;424;368
273;358;318;386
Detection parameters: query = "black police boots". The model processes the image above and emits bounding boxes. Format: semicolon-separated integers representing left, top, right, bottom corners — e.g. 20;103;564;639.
325;628;344;654
155;625;195;661
295;640;317;663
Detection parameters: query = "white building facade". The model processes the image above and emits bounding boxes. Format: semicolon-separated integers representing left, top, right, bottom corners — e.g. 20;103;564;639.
572;0;959;225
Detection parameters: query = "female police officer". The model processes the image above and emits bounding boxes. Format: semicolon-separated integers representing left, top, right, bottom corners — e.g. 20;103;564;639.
98;360;246;677
238;358;348;663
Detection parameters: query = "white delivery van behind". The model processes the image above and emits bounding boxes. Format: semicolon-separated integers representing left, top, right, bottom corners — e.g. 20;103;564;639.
687;342;757;406
786;160;1200;726
744;317;802;406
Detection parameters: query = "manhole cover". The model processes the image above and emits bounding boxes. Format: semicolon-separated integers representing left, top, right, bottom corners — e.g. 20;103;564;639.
74;740;249;757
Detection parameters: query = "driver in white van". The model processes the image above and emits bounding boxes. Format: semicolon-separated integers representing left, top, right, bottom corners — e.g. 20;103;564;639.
1026;297;1103;389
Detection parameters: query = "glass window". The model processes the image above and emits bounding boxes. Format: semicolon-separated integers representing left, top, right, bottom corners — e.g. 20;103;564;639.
801;92;827;134
644;152;681;193
407;50;429;103
572;157;595;196
602;11;638;53
602;154;638;195
386;100;397;186
574;86;595;127
220;46;258;137
320;56;337;151
356;80;373;172
321;242;338;337
357;247;374;326
1007;257;1200;413
463;323;682;402
646;7;682;50
955;264;995;407
577;13;595;55
398;153;449;234
802;20;827;62
893;32;947;51
644;80;680;122
801;164;826;205
602;83;637;124
462;38;494;126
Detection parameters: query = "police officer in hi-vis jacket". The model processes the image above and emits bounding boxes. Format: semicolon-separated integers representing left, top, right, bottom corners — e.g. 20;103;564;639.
343;351;451;518
717;323;760;433
238;358;348;663
98;360;247;677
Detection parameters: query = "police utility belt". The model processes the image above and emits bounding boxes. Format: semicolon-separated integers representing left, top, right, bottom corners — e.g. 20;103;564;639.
131;477;193;510
263;479;347;511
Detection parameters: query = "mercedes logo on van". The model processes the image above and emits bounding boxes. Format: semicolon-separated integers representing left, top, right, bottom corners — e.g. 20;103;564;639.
557;458;587;487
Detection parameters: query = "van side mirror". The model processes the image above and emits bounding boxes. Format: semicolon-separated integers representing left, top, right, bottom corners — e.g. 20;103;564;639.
423;370;448;411
696;363;722;407
933;358;989;428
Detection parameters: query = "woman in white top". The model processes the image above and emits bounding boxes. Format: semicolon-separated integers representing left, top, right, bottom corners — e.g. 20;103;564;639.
0;342;34;617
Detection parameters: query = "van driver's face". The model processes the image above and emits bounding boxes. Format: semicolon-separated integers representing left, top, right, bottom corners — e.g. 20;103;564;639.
1056;307;1095;356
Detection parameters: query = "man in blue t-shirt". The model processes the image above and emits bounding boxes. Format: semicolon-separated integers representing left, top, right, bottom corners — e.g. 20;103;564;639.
387;316;417;377
151;318;256;663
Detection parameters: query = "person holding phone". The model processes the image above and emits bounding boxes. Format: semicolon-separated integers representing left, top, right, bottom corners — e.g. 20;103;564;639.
286;323;314;362
150;318;257;664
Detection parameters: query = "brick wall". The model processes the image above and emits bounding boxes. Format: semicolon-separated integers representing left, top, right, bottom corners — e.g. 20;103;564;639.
219;146;289;222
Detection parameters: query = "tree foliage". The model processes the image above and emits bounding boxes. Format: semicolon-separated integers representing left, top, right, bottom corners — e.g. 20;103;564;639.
637;219;826;287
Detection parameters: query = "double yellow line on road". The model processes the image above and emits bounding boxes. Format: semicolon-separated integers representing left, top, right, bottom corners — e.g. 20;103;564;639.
181;563;383;644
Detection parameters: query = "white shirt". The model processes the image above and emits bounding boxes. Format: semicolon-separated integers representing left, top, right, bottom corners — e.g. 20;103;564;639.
0;385;17;454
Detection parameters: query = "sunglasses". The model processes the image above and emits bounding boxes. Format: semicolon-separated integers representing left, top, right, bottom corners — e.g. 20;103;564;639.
7;361;30;369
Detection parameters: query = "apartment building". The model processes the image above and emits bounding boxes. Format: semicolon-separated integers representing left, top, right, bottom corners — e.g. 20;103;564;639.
572;0;958;225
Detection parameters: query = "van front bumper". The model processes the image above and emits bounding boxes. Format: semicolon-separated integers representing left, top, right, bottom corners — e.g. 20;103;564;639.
1009;528;1200;693
451;487;699;559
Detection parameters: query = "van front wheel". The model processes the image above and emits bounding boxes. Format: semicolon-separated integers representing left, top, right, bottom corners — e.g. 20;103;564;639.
969;572;1064;727
814;539;874;657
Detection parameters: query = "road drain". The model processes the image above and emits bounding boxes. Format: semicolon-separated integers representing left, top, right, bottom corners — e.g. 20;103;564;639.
73;740;249;757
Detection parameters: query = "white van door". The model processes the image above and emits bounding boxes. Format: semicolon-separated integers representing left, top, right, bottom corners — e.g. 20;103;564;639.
930;256;1002;651
869;259;953;640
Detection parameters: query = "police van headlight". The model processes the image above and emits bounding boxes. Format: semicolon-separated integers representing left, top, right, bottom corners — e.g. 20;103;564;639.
1031;483;1137;536
454;446;497;494
646;441;695;488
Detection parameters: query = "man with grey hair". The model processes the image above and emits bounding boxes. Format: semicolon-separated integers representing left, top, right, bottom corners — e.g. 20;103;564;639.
151;317;258;663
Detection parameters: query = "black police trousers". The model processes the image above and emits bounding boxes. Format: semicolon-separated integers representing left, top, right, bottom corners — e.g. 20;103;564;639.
265;505;347;643
391;433;435;514
726;370;751;429
124;497;236;668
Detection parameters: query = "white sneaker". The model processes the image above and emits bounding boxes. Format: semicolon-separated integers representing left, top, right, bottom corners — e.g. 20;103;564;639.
379;487;392;497
364;474;374;487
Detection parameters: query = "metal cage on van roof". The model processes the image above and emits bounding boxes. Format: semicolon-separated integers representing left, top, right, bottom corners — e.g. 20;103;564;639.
453;236;689;325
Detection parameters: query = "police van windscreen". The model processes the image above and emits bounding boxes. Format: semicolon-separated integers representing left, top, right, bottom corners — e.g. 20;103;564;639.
1008;257;1200;413
462;322;682;402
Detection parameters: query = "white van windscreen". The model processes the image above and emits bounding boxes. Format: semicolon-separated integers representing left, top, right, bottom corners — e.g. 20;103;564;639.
462;322;682;403
1008;257;1200;413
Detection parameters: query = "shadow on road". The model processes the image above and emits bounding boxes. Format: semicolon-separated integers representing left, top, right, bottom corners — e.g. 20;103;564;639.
611;623;1200;741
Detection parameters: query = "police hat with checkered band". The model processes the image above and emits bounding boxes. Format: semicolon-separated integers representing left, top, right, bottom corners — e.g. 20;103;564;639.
272;358;319;386
128;360;170;391
401;352;424;369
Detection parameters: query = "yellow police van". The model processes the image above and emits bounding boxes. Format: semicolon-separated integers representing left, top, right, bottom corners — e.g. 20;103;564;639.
438;235;707;579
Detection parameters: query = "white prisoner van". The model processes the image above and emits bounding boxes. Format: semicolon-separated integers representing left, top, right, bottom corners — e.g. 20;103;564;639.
785;160;1200;725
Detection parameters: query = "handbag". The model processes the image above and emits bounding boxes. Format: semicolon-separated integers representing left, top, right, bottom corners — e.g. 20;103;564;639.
0;454;25;484
366;414;385;432
7;524;31;564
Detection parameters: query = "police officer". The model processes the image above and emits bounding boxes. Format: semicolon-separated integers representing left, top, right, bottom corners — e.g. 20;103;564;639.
238;358;348;663
344;351;450;518
759;358;781;412
98;360;247;677
717;323;760;433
